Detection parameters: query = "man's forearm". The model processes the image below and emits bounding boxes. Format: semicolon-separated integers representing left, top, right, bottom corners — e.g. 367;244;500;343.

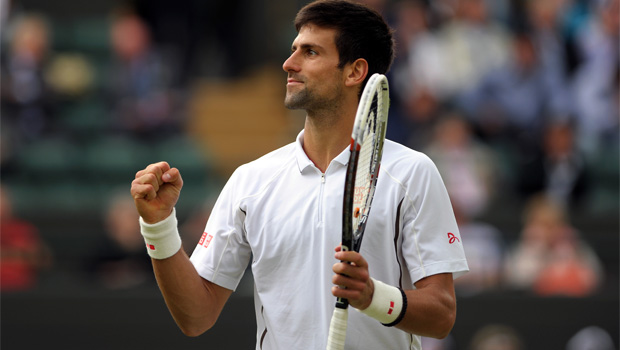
152;248;232;337
394;273;456;338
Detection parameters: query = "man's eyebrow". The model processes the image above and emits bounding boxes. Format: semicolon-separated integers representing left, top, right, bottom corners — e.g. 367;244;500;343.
291;42;324;52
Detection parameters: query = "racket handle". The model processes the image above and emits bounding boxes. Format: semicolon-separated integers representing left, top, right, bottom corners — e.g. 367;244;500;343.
326;307;348;350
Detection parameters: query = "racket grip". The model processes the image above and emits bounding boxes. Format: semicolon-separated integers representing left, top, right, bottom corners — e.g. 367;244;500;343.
326;307;348;350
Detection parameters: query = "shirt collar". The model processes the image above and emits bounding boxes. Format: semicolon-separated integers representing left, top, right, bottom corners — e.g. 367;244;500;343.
295;130;314;173
295;129;350;173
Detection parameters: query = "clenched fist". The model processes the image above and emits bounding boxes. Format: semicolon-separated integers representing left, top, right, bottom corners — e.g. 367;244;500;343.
130;161;183;224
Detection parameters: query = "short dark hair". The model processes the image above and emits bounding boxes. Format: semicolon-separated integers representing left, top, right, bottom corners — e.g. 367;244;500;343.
294;0;395;90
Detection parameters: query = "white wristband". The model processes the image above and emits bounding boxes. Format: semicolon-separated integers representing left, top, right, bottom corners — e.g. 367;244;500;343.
358;278;407;326
139;208;182;260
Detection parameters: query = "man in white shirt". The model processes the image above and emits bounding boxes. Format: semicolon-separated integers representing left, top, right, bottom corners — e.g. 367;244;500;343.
130;1;468;349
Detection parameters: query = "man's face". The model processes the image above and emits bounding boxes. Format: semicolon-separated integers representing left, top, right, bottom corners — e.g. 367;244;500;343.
282;25;345;112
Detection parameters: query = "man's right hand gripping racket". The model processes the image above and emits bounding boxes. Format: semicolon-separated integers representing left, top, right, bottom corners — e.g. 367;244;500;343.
326;73;389;350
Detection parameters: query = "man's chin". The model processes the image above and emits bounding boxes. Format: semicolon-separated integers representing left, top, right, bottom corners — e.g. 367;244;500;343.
284;102;303;110
284;95;306;110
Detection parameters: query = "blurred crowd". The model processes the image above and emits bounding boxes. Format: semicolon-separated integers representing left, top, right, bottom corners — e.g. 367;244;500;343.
0;0;617;337
0;2;196;288
0;0;617;348
378;0;618;299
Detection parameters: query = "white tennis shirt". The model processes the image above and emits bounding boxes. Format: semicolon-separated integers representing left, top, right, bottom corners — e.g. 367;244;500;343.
190;130;468;350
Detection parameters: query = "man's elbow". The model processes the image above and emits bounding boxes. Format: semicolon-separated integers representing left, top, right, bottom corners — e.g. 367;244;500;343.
423;298;457;339
434;308;456;339
177;318;216;337
180;326;206;338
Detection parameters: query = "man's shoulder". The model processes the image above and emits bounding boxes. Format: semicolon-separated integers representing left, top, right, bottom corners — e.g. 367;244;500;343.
230;141;297;183
244;141;296;168
380;139;442;188
383;139;435;168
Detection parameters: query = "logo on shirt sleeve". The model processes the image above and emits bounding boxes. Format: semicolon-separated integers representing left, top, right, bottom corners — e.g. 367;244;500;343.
447;232;460;244
198;232;214;249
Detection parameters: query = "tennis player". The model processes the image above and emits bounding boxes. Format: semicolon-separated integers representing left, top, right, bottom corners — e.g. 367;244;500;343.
130;1;468;349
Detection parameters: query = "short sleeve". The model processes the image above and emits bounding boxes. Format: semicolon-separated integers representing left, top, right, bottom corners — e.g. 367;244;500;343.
189;168;252;291
399;153;469;283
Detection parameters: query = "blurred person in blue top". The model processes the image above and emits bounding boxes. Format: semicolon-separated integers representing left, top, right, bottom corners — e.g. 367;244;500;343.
106;9;184;141
1;14;56;156
570;0;619;154
458;29;572;149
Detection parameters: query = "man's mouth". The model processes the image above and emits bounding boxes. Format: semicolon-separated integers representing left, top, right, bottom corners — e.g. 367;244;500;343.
287;77;304;86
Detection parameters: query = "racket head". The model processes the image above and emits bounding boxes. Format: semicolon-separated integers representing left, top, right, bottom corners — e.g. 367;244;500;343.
342;73;389;254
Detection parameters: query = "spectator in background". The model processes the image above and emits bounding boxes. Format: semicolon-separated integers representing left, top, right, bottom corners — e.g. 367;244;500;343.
408;0;510;104
107;10;184;141
0;184;52;291
517;119;589;209
391;0;510;151
570;0;619;155
386;0;442;149
503;194;603;297
424;111;499;218
458;29;568;148
524;0;574;125
0;14;56;155
89;192;153;290
524;0;572;93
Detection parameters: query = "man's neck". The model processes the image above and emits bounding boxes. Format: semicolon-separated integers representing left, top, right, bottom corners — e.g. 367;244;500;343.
302;107;355;172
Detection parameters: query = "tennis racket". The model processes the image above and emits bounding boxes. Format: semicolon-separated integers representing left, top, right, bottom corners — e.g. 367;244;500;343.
326;73;389;350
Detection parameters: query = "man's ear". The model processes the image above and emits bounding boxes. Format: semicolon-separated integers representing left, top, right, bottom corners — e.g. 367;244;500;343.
344;58;368;89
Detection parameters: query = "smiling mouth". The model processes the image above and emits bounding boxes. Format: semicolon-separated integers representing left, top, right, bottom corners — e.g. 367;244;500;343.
287;75;304;85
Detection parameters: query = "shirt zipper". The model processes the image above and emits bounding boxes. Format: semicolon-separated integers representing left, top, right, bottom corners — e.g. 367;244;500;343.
318;172;326;225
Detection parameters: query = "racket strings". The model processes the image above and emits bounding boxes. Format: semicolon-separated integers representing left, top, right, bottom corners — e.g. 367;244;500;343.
351;96;380;234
